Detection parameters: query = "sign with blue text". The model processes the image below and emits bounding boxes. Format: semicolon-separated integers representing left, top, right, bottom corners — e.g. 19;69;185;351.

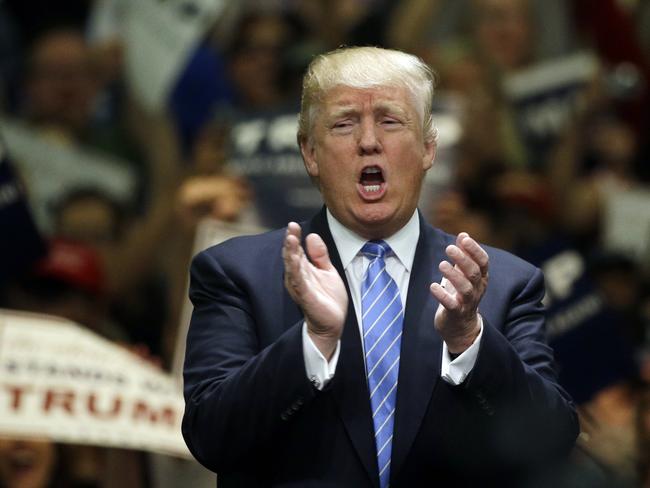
522;240;636;404
504;52;598;168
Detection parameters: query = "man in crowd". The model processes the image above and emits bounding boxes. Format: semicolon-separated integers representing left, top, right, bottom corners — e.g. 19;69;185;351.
182;46;578;487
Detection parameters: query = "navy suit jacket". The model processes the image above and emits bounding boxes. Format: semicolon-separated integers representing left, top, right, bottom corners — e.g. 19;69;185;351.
182;208;579;487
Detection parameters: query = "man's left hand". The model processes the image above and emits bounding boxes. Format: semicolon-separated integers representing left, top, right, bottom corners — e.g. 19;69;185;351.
429;232;489;354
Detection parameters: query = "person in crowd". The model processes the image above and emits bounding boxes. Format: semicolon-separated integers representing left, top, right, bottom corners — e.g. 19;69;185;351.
48;170;250;362
22;27;99;141
554;114;645;249
0;438;63;488
225;12;301;111
13;24;149;214
0;436;148;488
20;25;144;172
0;238;124;340
182;46;578;487
39;73;251;362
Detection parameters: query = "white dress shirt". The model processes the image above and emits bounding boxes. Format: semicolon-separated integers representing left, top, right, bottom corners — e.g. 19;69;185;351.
302;210;483;389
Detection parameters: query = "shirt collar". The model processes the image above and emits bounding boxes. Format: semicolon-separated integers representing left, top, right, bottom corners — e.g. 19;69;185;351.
326;208;420;272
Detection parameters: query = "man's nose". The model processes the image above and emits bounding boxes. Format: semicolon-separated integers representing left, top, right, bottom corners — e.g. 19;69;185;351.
358;119;381;155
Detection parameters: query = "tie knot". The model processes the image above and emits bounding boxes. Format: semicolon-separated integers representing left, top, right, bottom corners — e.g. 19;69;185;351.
361;240;391;259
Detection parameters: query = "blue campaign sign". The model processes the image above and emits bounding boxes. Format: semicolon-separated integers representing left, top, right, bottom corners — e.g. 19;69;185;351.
503;52;598;169
0;142;45;283
521;240;636;404
226;109;322;229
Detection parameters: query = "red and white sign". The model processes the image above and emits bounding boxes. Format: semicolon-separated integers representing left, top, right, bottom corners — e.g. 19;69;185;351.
0;310;190;458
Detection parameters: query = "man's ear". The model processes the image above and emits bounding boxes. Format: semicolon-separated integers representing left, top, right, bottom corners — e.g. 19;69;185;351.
300;136;319;177
422;138;436;171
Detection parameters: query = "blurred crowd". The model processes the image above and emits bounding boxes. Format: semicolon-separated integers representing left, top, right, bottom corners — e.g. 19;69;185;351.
0;0;649;486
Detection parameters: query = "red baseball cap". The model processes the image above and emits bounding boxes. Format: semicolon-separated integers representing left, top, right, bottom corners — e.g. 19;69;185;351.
34;239;105;296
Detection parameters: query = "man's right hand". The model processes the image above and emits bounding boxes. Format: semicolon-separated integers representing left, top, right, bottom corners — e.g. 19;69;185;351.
283;222;347;360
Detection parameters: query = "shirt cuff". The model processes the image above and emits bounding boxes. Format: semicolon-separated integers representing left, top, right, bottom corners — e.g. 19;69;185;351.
441;315;483;385
302;322;340;390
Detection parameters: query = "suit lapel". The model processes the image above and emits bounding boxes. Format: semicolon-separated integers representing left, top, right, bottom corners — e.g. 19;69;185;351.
307;208;380;487
390;221;445;481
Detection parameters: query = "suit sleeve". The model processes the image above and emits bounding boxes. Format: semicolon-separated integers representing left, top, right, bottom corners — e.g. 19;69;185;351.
463;266;580;457
181;249;317;473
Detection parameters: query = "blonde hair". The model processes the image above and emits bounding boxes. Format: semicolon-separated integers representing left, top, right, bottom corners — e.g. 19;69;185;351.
297;46;437;144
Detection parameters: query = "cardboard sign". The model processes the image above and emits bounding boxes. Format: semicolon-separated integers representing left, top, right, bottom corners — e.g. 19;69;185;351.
0;310;190;458
0;118;137;232
226;110;323;229
123;0;227;111
602;187;650;266
504;52;598;168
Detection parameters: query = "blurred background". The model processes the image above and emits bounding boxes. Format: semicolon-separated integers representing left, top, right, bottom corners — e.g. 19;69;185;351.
0;0;649;486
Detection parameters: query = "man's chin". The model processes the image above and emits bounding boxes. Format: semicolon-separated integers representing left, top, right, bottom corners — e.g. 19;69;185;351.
350;206;405;239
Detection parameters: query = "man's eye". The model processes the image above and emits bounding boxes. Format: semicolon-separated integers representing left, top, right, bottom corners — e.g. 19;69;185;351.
333;121;353;129
381;118;401;126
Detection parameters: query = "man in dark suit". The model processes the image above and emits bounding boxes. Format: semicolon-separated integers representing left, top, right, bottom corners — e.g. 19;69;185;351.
182;46;579;487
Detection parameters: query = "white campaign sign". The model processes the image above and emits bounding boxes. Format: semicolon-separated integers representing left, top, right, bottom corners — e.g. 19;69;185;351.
124;0;227;111
603;188;650;266
0;118;137;232
0;309;190;458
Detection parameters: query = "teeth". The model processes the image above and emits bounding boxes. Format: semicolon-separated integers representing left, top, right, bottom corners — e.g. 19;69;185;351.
363;185;381;192
363;167;381;174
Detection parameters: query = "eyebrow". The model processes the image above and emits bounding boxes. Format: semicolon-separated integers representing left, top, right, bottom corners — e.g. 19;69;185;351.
374;102;409;119
327;102;410;121
328;107;357;120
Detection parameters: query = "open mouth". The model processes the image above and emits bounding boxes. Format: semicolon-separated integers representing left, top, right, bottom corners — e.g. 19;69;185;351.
358;166;386;199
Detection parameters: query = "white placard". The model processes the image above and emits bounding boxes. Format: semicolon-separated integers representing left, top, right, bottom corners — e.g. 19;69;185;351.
502;52;598;168
602;188;650;266
0;309;190;458
504;52;598;101
124;0;227;111
0;118;137;232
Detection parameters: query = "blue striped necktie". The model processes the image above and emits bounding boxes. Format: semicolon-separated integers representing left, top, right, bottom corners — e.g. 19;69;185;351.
360;240;403;488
